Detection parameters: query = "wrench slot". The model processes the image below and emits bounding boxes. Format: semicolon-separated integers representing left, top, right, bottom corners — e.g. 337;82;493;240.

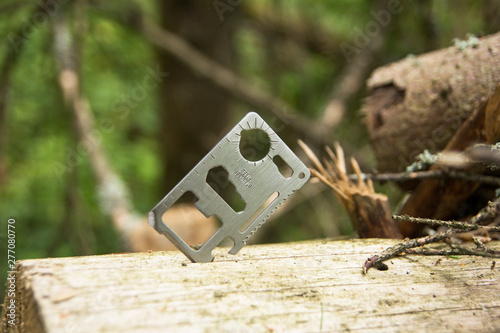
206;166;246;213
161;191;221;248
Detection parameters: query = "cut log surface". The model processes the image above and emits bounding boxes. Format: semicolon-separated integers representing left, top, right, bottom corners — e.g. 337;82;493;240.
2;239;500;333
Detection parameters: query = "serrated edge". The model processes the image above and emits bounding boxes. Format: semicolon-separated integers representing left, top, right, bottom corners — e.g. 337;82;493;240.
241;190;295;245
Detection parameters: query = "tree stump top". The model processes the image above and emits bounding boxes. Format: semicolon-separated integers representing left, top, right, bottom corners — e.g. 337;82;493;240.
3;239;500;332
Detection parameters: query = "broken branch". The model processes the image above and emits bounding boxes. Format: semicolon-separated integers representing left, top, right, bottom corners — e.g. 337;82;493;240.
392;215;500;233
364;195;500;273
404;246;500;258
347;169;500;187
99;6;325;145
301;141;401;238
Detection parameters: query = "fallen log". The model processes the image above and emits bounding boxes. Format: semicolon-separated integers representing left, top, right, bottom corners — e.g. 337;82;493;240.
363;32;500;236
398;85;500;236
364;32;500;174
2;239;499;332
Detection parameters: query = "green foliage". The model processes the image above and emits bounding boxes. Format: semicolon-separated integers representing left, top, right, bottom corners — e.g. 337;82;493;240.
0;1;160;264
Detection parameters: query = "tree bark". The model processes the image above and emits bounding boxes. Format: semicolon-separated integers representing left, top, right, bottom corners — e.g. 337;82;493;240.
398;87;500;236
364;32;500;175
158;1;237;192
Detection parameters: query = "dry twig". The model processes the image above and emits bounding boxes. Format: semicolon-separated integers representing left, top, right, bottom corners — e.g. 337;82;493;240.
363;203;500;273
392;215;500;232
363;228;456;274
300;140;401;238
347;169;500;187
404;247;500;258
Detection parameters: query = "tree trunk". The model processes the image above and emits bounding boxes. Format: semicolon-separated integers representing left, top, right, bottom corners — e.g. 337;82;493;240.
158;0;238;192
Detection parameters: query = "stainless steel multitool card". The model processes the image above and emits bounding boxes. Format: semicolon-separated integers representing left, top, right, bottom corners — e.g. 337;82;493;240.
149;112;310;262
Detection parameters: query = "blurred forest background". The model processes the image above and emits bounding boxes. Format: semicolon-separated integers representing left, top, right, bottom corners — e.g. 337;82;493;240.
1;0;500;296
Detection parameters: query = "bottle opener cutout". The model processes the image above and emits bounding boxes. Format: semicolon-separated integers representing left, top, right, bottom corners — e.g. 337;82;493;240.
149;112;310;262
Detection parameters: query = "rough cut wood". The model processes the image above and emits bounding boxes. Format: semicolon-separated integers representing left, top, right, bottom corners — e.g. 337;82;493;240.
2;239;500;333
299;141;402;239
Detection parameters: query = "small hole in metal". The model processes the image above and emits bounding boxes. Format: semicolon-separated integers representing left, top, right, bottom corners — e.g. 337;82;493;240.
273;155;293;178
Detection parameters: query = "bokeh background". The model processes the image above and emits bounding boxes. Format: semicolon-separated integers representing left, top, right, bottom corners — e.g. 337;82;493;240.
1;0;499;298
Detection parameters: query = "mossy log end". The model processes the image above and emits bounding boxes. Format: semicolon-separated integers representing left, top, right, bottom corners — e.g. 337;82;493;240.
2;239;500;332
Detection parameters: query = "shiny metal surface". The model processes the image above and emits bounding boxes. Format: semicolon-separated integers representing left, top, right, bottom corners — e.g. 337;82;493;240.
149;112;310;262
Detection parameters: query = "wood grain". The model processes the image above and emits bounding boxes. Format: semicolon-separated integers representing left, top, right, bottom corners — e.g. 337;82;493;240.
2;239;500;332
